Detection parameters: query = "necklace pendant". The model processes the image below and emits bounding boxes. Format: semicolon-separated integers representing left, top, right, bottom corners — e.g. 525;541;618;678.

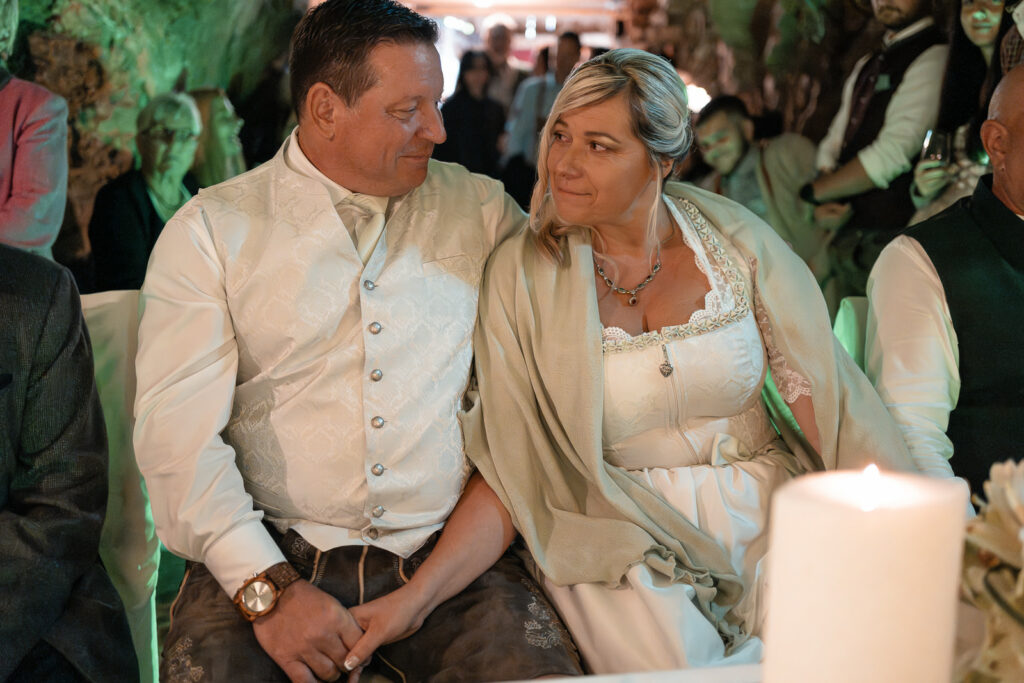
659;362;674;377
628;296;638;306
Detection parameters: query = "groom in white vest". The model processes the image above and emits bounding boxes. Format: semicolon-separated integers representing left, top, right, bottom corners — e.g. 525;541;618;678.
133;1;581;681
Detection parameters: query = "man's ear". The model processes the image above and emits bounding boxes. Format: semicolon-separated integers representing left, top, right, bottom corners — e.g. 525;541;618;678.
980;119;1007;169
740;117;755;143
304;82;342;140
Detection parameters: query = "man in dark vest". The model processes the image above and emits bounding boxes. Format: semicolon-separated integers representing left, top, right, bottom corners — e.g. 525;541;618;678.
806;0;947;301
865;63;1024;498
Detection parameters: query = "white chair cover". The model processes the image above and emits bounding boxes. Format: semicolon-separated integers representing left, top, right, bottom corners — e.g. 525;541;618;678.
82;289;159;683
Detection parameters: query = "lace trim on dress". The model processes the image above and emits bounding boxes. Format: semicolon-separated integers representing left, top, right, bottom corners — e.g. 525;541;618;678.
751;270;812;403
602;198;751;354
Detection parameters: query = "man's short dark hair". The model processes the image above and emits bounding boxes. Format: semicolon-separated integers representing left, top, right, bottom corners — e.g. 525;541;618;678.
558;31;582;52
696;95;750;127
289;0;438;117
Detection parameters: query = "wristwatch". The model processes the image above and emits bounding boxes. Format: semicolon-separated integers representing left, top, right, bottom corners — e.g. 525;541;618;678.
799;182;823;206
233;562;302;622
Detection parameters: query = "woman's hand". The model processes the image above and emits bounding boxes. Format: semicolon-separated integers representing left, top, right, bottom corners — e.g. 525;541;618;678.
341;584;431;680
912;159;952;203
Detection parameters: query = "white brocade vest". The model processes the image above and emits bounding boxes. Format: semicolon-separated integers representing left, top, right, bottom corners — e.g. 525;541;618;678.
193;155;523;557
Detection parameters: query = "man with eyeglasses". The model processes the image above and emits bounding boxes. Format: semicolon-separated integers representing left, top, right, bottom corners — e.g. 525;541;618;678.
88;92;202;292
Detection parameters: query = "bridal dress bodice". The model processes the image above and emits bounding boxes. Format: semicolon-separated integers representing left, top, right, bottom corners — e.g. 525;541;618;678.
541;197;809;675
600;197;805;472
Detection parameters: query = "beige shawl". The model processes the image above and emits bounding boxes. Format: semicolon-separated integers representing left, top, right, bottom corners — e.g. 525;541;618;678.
462;182;915;645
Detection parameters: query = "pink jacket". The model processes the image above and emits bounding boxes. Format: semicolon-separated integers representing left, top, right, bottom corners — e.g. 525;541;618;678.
0;73;68;260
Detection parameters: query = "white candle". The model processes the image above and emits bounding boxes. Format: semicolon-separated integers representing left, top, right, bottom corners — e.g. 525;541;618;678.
764;466;968;682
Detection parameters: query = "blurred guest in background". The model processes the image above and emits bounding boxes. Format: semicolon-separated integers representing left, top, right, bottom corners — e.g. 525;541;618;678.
0;0;68;260
433;50;505;178
483;15;528;114
1001;0;1023;71
809;0;947;301
908;0;1012;225
695;96;830;293
189;87;246;188
502;31;582;208
237;52;294;168
532;45;550;78
89;92;200;292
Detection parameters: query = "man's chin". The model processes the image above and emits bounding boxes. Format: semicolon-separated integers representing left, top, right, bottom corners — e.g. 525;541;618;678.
876;8;920;31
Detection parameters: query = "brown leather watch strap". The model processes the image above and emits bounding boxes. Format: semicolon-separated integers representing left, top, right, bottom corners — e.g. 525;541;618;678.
264;561;301;592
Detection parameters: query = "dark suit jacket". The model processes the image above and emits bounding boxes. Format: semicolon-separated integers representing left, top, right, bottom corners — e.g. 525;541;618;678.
88;169;198;292
0;245;137;681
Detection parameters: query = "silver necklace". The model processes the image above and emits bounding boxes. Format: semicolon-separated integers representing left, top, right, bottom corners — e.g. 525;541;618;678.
594;246;662;306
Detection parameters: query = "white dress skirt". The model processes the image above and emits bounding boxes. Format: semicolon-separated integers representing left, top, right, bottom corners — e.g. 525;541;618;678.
541;199;809;674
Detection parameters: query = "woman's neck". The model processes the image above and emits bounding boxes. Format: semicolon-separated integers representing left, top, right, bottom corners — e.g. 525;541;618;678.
592;202;674;258
980;44;995;66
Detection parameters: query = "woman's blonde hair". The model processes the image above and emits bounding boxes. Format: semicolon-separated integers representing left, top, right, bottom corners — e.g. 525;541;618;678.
530;48;692;261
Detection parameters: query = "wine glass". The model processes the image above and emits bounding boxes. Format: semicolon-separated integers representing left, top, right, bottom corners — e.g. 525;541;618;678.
921;129;952;164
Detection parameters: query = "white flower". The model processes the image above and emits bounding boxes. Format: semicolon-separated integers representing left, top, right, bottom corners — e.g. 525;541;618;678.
969;461;1024;577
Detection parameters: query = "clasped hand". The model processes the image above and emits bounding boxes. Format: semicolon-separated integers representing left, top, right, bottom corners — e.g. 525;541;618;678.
254;579;431;683
254;580;363;683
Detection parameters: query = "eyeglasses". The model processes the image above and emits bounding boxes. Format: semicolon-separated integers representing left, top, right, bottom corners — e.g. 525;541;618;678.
144;126;200;144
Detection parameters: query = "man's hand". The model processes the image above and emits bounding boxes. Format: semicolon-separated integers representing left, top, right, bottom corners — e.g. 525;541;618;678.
253;580;363;683
912;158;952;203
342;584;430;680
814;202;853;232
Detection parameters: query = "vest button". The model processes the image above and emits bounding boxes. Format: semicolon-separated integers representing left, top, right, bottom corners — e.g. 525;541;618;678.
363;279;376;291
366;527;380;540
370;416;385;428
370;369;383;382
371;505;385;518
368;322;382;334
371;463;385;476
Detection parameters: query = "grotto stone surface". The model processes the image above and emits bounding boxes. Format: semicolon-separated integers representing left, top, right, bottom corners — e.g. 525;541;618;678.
10;0;300;255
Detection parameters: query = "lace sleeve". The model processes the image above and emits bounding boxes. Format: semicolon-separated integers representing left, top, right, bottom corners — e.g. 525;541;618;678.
752;275;812;404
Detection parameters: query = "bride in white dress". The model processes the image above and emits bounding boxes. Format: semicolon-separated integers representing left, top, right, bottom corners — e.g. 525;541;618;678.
464;48;916;674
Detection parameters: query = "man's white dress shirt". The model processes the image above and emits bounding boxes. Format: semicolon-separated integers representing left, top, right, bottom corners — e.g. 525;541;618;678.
865;235;959;478
866;210;1024;477
816;18;948;188
134;131;525;596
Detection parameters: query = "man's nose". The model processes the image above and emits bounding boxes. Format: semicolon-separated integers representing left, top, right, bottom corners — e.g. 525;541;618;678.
421;105;446;144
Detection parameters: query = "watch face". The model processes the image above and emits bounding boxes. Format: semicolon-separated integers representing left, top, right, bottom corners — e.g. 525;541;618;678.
243;579;275;614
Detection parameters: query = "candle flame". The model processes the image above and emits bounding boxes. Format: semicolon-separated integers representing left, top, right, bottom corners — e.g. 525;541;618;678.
860;464;881;511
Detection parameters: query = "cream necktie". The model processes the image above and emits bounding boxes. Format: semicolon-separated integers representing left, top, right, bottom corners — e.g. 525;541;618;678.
344;194;387;265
